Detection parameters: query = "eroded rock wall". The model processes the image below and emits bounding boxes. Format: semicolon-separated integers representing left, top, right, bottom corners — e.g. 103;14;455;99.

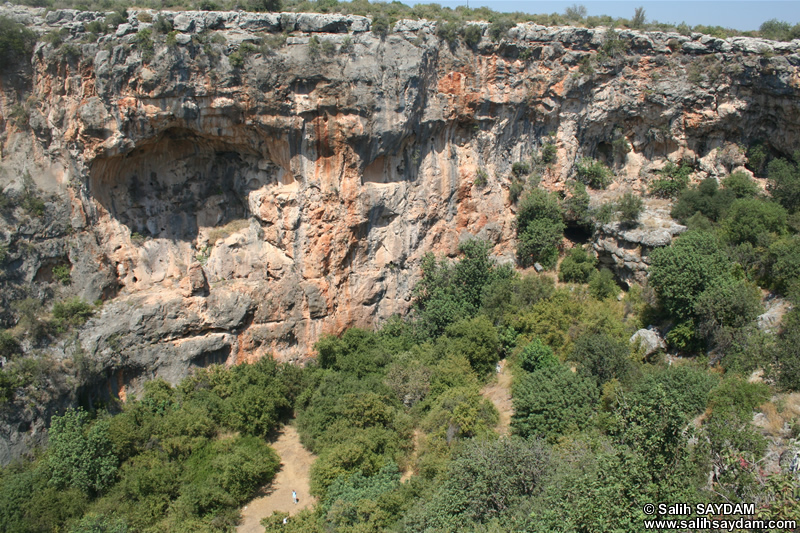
1;7;799;460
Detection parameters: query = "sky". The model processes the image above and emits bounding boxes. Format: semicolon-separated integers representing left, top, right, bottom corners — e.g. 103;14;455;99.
416;1;800;31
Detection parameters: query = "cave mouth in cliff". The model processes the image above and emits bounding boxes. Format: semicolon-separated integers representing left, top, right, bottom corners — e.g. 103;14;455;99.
564;223;593;245
89;128;282;242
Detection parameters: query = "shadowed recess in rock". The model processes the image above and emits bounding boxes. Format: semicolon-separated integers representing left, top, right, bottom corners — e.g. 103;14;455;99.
89;128;283;241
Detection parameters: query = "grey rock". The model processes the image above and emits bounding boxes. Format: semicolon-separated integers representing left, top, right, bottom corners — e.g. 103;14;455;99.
175;33;192;45
114;23;135;37
630;328;667;357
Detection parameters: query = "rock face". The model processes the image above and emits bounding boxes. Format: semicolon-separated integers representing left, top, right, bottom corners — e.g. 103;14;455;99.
1;6;800;460
594;201;687;285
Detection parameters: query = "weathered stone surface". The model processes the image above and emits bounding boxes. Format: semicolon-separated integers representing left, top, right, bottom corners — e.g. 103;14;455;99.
2;4;800;463
630;328;667;357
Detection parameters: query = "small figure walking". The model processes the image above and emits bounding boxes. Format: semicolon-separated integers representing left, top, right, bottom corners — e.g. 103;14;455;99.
292;490;298;504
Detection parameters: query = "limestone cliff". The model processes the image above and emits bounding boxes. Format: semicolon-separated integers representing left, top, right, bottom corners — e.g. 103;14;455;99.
1;5;799;461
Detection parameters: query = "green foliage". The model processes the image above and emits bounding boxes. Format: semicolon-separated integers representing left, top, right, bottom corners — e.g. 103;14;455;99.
512;161;531;177
133;28;154;61
423;385;498;443
69;513;129;533
508;177;526;203
671;177;735;223
413;239;512;338
722;170;760;199
649;231;731;321
767;235;800;295
513;364;599;442
517;337;558;373
474;168;488;188
153;15;173;34
371;15;390;37
561;180;591;227
616;192;643;225
516;189;565;269
0;16;36;72
462;24;482;47
558;246;596;283
0;330;20;360
747;143;769;174
767;155;800;213
443;316;499;376
723;197;787;246
404;437;548;531
52;298;95;331
649;161;692;198
575;157;612;189
588;268;618;300
759;19;800;41
321;461;402;531
571;333;632;385
48;409;118;495
693;278;762;348
488;18;513;41
772;309;800;390
540;141;557;164
53;264;72;285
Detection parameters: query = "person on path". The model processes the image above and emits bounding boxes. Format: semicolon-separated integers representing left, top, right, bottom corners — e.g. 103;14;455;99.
292;490;298;504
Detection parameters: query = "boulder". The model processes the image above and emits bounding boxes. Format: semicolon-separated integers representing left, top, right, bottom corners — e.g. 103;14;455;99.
630;328;667;357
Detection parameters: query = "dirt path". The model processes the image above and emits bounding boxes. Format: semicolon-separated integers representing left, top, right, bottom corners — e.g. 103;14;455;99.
481;359;513;435
237;424;317;533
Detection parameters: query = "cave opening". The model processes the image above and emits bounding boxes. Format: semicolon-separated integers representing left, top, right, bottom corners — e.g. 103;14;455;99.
89;129;281;242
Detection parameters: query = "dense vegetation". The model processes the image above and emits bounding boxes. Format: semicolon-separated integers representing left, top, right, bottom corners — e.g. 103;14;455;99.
3;190;799;530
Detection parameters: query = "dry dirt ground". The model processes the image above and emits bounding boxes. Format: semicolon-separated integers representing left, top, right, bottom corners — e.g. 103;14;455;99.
481;359;513;435
237;424;317;533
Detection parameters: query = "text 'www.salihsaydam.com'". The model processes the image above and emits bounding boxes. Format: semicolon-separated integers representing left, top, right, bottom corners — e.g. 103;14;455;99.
641;503;796;531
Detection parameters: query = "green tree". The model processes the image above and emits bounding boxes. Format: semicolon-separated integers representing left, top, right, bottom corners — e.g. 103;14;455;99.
616;192;643;225
516;189;565;268
443;316;500;376
722;170;760;199
571;333;632;385
512;364;598;441
588;268;618;300
518;337;558;373
767;155;800;213
0;16;36;72
404;437;549;531
693;278;762;348
558;247;597;283
575;158;612;189
722;198;787;246
648;231;731;320
48;409;118;495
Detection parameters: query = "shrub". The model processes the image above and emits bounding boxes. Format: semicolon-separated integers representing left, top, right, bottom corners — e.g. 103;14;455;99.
52;298;94;330
307;35;321;60
722;171;760;198
134;28;154;61
649;231;731;320
509;178;525;203
474;168;488;188
518;338;558;373
339;35;354;54
616;192;643;225
443;316;500;376
512;364;599;442
766;155;800;213
53;265;71;285
541;141;557;164
722;198;787;246
558;246;597;283
488;18;514;41
153;15;173;34
588;268;618;300
671;178;735;223
649;161;692;198
575;158;612;189
49;409;118;495
320;39;336;57
511;161;531;177
0;331;20;360
436;21;460;45
561;181;591;227
462;24;482;47
0;16;36;73
371;15;390;37
694;279;762;346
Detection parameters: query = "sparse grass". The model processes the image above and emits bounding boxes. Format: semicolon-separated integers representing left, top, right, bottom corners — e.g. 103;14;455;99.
207;219;249;244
